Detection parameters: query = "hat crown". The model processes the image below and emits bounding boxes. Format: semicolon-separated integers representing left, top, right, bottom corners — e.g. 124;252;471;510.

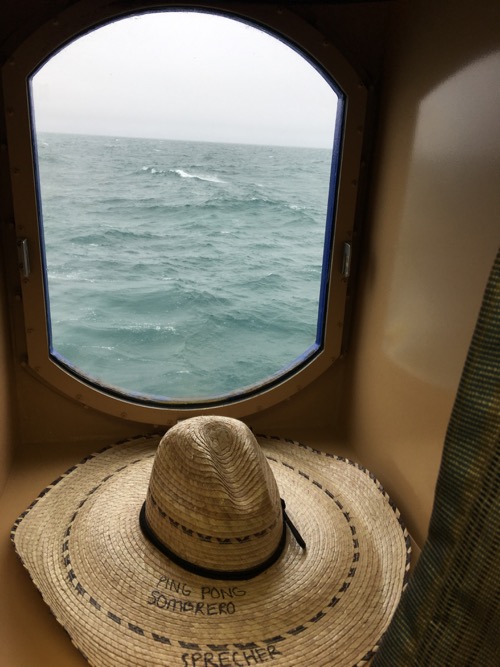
145;416;283;573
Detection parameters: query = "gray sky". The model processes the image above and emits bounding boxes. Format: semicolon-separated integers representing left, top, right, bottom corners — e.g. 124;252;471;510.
32;11;338;148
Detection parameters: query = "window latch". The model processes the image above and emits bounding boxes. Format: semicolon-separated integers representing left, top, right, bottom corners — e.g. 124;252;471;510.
341;242;352;279
17;238;31;278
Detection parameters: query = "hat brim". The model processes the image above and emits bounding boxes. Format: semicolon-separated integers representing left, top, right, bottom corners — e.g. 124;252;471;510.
12;434;411;667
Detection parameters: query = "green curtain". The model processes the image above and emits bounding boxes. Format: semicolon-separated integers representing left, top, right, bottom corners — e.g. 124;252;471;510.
373;249;500;666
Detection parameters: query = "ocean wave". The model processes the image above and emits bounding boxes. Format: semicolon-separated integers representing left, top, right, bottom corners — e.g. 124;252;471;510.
122;322;177;334
47;271;96;283
69;225;167;246
170;168;225;183
139;165;226;183
141;165;165;175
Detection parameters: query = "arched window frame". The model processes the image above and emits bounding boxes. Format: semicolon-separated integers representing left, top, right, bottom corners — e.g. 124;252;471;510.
2;1;367;425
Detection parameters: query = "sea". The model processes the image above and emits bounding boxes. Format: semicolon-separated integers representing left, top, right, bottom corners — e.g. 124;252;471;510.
35;132;333;401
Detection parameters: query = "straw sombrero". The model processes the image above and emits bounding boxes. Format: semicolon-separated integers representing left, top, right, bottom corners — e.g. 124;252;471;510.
12;416;411;667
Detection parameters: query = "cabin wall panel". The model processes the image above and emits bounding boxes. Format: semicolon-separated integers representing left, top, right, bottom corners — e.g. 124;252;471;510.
0;81;19;496
342;0;500;547
0;235;17;497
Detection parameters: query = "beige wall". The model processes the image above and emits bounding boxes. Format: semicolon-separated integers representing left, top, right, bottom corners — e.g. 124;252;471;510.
342;0;500;546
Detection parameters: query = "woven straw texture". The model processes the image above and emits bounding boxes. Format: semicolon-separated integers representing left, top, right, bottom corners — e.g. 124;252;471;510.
12;423;410;667
373;249;500;666
145;418;283;573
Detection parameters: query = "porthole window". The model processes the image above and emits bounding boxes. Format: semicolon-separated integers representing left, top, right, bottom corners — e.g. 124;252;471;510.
3;4;367;422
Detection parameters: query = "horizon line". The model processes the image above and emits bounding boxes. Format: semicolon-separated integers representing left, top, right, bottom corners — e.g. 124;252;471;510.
35;128;334;151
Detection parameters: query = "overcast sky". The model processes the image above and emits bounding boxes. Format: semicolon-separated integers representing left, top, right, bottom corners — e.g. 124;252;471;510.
31;11;338;148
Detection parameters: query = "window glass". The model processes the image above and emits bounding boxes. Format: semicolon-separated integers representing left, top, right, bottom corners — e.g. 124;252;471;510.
30;11;341;402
